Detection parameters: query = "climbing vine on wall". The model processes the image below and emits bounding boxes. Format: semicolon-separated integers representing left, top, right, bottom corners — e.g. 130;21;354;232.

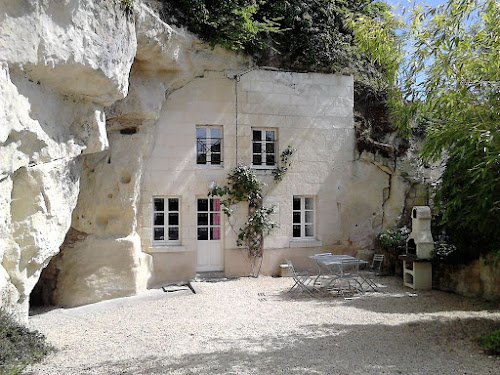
209;147;294;276
272;146;296;182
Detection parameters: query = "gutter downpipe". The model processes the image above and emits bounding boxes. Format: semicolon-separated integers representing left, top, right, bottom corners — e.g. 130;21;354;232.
233;67;258;164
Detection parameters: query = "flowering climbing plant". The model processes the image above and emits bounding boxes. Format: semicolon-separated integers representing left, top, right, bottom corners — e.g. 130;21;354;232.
209;147;294;276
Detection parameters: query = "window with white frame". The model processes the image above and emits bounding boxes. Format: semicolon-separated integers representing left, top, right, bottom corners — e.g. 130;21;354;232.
196;126;222;166
197;198;221;240
252;128;277;167
292;196;315;238
153;197;180;243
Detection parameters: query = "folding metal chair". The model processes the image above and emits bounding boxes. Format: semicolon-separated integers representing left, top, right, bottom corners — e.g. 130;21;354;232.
337;259;364;299
359;254;384;292
356;249;374;270
286;260;322;297
310;253;335;288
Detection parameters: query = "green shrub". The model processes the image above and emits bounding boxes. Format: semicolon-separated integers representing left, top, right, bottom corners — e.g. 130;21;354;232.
432;240;459;261
0;309;53;375
375;227;410;274
478;328;500;356
375;227;409;252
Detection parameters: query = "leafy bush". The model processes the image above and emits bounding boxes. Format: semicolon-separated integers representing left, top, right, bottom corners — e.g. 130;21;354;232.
209;163;277;262
160;0;280;51
434;148;500;258
209;159;294;276
375;226;410;274
209;163;264;215
477;328;500;356
432;240;459;262
0;309;53;375
375;226;409;252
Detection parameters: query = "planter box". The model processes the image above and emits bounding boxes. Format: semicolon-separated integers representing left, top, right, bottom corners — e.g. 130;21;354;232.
279;263;292;277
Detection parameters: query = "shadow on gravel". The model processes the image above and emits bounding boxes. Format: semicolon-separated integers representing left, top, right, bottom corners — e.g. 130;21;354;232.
277;276;500;315
69;317;500;375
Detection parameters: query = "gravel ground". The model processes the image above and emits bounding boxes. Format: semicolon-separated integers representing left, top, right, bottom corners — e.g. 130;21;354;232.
26;276;500;375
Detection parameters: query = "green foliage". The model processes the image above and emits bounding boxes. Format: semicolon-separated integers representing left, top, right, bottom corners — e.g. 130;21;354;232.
159;0;390;99
348;5;405;104
121;0;134;12
209;164;264;214
163;0;280;51
375;226;409;274
432;240;459;262
209;164;276;262
237;206;278;257
435;145;500;257
353;0;500;258
0;309;53;374
256;1;385;70
375;227;409;252
209;159;292;274
477;328;500;356
272;145;295;182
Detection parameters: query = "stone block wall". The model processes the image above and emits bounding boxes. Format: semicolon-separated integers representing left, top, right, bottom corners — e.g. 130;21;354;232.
433;253;500;301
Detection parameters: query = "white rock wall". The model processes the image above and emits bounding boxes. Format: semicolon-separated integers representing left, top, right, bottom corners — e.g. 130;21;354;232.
50;129;154;307
0;0;136;322
0;0;136;105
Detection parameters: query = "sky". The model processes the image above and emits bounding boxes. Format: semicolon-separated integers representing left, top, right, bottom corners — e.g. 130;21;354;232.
384;0;450;21
381;1;448;91
385;0;447;11
382;0;484;94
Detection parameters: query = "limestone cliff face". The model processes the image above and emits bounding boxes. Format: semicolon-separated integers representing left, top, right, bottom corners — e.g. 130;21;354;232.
0;0;136;323
0;0;249;322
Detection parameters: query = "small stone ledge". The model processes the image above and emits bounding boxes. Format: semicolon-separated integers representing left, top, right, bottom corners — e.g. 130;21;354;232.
288;239;323;248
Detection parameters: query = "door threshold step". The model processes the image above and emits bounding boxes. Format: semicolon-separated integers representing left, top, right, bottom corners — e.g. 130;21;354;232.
195;272;238;282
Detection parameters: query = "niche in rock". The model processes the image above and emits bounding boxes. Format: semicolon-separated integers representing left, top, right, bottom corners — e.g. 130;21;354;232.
30;255;60;308
120;127;138;135
120;171;131;184
29;228;87;310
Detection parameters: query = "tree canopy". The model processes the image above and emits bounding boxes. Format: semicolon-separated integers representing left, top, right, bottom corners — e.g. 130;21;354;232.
157;0;391;100
352;0;500;258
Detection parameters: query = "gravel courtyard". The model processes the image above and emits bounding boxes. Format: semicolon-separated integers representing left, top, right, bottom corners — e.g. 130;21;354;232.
26;276;500;375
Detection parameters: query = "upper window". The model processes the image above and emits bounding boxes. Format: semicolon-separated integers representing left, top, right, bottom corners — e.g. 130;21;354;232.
197;126;222;166
252;129;276;168
293;196;315;238
153;197;180;243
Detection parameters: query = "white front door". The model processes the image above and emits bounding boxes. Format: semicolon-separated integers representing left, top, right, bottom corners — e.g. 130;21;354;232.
196;198;223;272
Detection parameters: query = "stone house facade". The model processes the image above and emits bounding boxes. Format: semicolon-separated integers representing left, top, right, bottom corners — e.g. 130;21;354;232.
137;69;390;286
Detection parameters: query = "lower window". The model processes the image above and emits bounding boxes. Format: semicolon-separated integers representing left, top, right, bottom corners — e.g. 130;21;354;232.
292;196;315;238
153;197;180;243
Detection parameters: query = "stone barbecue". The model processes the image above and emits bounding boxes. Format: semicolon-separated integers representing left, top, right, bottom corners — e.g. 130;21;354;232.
400;206;434;290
